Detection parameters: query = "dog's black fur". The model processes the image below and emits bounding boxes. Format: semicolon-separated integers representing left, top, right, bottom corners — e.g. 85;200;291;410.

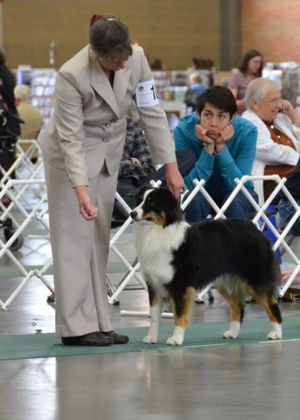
131;186;282;345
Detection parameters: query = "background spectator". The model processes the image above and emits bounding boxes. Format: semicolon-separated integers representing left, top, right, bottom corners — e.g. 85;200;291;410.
14;84;43;140
0;49;19;136
243;77;300;205
184;72;207;112
114;117;196;218
174;86;258;223
229;49;263;115
0;49;20;205
14;84;43;162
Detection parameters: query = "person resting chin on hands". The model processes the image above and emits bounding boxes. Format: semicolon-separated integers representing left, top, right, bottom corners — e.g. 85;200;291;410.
173;85;258;223
196;120;235;156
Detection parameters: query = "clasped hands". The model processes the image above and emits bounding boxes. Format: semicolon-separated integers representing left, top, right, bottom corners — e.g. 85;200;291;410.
195;123;234;155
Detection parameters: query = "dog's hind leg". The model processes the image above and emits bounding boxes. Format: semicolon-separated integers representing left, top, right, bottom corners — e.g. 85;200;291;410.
217;283;244;339
143;287;164;344
251;289;282;340
166;286;195;345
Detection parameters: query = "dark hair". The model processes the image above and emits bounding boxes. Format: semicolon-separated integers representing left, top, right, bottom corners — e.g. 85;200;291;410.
196;86;237;117
89;14;132;57
238;49;263;76
0;50;6;64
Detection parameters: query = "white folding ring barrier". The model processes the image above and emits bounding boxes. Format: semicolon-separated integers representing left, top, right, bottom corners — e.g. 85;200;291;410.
0;179;54;310
1;173;300;313
119;175;300;317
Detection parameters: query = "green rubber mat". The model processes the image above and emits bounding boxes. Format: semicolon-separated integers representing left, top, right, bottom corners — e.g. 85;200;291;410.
0;318;299;361
0;261;130;278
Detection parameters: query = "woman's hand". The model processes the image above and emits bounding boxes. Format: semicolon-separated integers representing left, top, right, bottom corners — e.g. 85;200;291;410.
75;185;98;221
165;162;184;199
281;100;300;126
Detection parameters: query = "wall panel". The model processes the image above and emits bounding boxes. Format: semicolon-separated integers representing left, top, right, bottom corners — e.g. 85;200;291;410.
242;0;300;64
3;0;221;70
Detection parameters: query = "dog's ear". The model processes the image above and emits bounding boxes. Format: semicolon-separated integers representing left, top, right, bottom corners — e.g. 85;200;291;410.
158;187;184;223
135;184;152;205
158;187;180;208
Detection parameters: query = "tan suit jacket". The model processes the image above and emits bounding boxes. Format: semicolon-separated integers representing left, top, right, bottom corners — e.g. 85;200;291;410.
40;44;176;187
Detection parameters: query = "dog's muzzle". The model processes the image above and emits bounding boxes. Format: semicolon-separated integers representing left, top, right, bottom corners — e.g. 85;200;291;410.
130;210;138;221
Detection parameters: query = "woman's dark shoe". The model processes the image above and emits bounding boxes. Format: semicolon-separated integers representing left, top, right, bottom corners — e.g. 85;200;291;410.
103;331;129;344
61;331;114;346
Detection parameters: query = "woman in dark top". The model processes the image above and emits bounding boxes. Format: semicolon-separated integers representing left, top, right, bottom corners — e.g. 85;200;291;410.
0;49;20;135
0;50;20;199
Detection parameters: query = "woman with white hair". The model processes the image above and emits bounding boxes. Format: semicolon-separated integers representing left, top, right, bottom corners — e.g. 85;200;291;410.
242;77;300;205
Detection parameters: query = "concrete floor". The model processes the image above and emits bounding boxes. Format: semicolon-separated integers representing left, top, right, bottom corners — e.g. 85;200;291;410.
1;213;300;420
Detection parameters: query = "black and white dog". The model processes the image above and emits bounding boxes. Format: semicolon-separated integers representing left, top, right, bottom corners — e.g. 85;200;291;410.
130;186;282;345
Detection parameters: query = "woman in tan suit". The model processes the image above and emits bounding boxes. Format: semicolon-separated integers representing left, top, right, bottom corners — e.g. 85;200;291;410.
40;14;184;346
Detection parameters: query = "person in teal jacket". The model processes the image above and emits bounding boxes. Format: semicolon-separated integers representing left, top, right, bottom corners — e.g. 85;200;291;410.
174;85;258;222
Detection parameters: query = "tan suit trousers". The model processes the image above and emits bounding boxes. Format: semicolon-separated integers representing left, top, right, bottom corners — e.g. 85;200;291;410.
44;161;118;337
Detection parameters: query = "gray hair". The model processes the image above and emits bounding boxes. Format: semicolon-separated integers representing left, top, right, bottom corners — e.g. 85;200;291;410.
14;84;31;101
245;78;279;110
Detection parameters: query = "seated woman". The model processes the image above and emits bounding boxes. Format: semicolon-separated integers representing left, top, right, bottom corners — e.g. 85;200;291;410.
242;78;300;206
14;84;43;163
243;78;300;235
173;86;258;223
228;49;263;115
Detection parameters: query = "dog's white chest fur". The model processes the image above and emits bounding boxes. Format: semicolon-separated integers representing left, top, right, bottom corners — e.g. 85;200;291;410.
134;222;189;289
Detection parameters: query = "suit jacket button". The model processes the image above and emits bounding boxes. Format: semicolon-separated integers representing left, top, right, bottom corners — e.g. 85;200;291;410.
106;123;111;128
102;137;108;143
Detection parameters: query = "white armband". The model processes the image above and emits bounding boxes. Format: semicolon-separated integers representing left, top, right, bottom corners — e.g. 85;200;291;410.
136;80;159;107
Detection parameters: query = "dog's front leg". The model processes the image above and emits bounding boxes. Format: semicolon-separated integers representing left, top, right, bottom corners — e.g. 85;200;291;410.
166;286;195;346
143;285;163;344
166;325;186;346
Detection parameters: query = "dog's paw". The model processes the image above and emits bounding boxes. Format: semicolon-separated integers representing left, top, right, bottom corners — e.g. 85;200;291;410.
143;335;157;344
166;336;183;346
267;331;282;340
222;330;238;339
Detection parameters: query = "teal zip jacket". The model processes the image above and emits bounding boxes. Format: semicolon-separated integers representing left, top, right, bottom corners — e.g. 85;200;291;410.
174;113;258;197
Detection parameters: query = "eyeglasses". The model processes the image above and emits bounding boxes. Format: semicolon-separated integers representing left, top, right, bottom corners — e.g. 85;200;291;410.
268;97;282;105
